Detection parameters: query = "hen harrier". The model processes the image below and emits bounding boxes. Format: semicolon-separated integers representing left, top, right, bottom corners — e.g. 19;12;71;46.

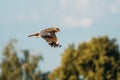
28;27;61;48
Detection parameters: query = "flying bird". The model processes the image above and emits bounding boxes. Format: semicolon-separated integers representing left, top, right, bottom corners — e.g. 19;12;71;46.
28;27;61;48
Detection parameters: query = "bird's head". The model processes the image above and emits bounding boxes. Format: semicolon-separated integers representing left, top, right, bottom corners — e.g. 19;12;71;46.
53;27;60;32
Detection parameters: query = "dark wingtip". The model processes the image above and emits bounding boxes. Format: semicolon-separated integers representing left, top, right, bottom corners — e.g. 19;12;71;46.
59;45;62;48
49;42;62;48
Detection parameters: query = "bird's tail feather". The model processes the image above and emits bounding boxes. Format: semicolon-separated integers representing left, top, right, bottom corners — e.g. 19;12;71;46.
28;33;39;37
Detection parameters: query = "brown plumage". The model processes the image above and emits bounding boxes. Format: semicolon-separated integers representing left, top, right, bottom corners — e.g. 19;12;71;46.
28;27;61;48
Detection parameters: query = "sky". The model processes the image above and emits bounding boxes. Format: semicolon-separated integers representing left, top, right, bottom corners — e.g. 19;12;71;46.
0;0;120;72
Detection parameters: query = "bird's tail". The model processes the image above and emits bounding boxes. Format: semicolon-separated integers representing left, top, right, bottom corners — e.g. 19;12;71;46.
28;33;39;37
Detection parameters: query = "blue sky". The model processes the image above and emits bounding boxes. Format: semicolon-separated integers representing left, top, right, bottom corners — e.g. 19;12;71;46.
0;0;120;72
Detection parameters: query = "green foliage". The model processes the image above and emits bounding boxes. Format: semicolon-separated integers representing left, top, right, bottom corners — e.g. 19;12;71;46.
0;39;43;80
49;36;120;80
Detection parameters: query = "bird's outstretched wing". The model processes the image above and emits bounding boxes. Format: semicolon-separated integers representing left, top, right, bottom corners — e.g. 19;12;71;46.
28;27;61;48
41;33;61;47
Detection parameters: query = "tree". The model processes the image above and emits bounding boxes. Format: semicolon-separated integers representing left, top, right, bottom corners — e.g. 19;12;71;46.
49;36;120;80
0;39;43;80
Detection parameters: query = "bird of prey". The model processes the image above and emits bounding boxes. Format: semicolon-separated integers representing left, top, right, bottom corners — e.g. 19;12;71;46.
28;27;61;48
